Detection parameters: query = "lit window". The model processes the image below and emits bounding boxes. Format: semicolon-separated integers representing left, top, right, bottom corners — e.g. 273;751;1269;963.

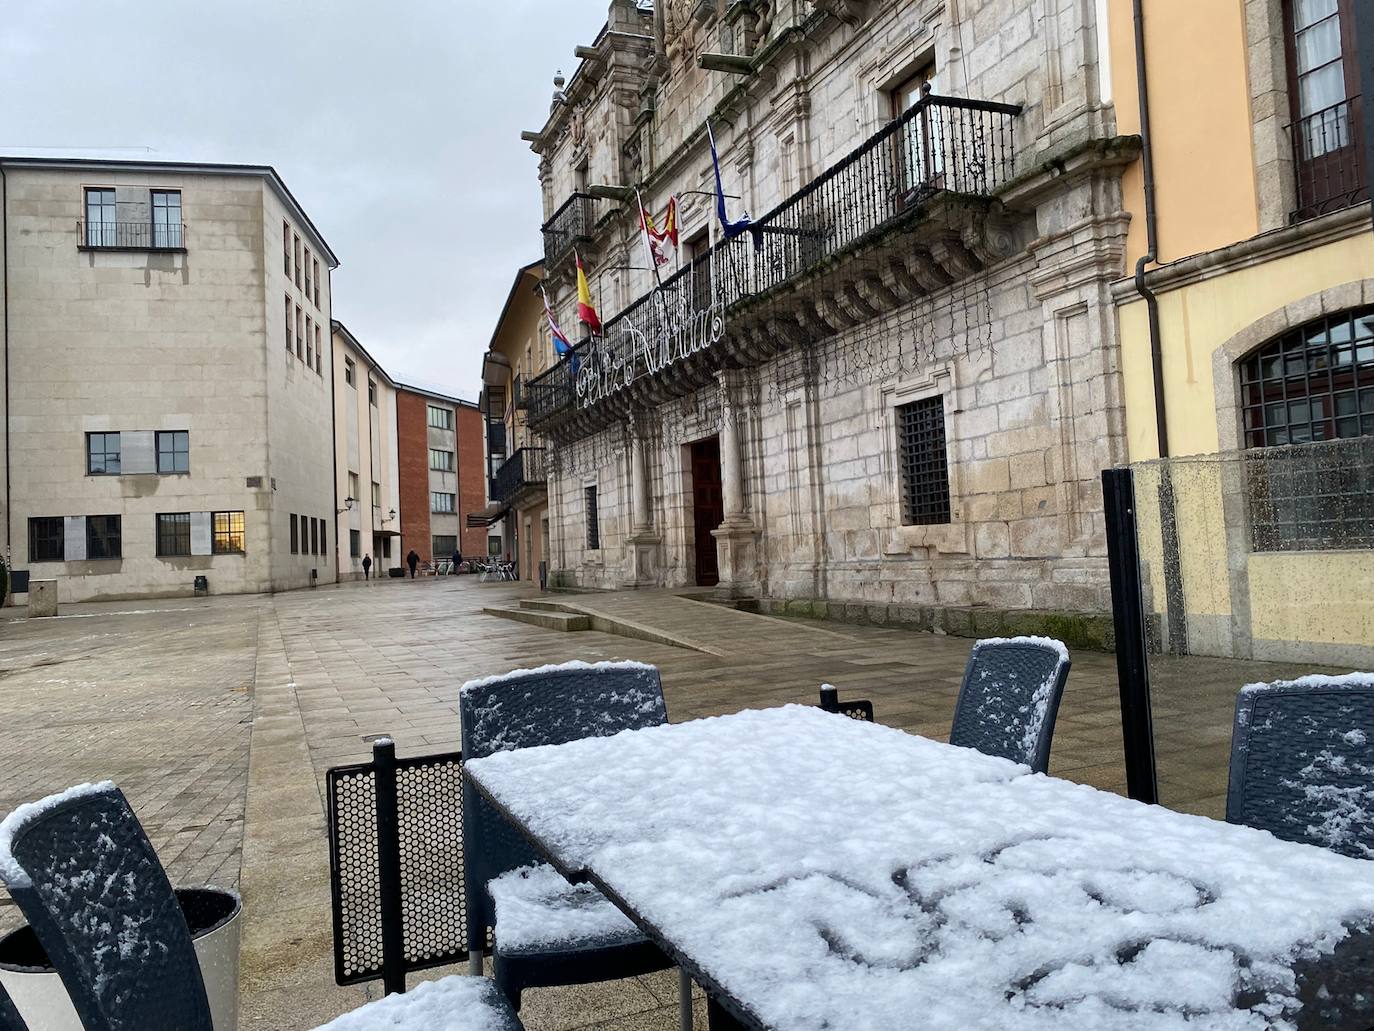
212;511;245;554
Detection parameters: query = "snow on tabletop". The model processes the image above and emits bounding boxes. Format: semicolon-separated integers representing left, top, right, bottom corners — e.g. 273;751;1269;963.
488;862;644;954
975;635;1071;663
311;974;517;1031
1240;672;1374;695
0;781;115;888
467;705;1374;1031
459;659;657;697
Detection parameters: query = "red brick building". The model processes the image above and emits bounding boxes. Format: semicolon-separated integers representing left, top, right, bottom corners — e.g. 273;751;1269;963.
395;385;484;564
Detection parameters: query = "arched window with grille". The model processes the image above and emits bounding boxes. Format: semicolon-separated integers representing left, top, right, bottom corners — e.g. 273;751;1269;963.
1237;304;1374;551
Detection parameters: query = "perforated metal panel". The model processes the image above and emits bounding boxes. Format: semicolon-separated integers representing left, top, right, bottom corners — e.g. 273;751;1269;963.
327;751;470;987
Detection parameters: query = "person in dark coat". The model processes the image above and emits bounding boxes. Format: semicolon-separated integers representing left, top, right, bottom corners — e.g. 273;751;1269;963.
406;550;419;578
453;549;462;573
362;553;372;580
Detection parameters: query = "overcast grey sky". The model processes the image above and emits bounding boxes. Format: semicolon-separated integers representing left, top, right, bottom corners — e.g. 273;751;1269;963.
0;0;604;402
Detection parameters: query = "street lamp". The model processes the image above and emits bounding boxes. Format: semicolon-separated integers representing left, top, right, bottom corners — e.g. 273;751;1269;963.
381;508;397;525
337;496;355;514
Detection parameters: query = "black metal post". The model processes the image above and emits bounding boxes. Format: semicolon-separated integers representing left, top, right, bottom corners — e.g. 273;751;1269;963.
373;738;407;994
1101;468;1159;805
818;684;839;713
1359;0;1374;232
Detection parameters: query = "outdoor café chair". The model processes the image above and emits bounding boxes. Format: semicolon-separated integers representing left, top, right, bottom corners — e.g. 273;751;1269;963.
459;661;684;1017
949;636;1072;774
311;974;525;1030
1226;673;1374;858
0;781;215;1031
0;983;28;1031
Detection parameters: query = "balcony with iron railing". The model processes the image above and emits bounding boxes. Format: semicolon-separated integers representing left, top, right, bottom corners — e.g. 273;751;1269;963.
541;193;602;268
1289;95;1369;222
491;447;548;507
526;92;1022;431
77;220;187;251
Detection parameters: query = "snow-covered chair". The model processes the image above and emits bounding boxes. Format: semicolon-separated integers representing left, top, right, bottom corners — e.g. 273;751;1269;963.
0;782;214;1031
311;974;524;1030
0;982;28;1031
459;662;679;1013
1227;673;1374;859
949;637;1072;774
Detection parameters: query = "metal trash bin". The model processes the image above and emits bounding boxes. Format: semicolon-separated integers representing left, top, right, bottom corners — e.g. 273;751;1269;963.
0;886;241;1030
194;575;210;597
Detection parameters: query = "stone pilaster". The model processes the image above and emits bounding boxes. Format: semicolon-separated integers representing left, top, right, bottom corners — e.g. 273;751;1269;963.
711;372;760;598
624;416;661;587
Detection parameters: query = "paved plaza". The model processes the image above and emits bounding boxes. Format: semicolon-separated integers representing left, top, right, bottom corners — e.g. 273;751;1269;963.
0;578;1337;1029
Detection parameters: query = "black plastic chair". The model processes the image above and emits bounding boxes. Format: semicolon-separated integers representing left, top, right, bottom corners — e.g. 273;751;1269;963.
310;974;526;1030
0;983;28;1031
818;684;875;721
0;782;213;1031
459;662;679;1013
1226;674;1374;858
949;637;1072;774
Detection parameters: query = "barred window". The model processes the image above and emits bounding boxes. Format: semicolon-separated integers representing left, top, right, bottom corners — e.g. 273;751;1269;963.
213;511;245;554
87;515;121;559
156;513;191;557
896;396;952;525
28;517;64;562
87;432;121;475
585;486;600;550
431;491;455;514
156;430;189;474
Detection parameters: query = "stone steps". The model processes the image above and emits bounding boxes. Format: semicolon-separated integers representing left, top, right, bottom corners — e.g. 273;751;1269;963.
481;606;591;632
517;598;582;613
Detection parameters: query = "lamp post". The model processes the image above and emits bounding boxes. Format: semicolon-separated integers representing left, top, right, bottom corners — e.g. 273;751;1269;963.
336;496;355;515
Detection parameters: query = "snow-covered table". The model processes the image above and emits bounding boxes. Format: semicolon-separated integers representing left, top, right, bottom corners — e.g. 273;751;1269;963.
464;705;1374;1031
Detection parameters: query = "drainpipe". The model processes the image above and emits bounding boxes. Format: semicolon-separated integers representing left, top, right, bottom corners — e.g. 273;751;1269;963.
1131;1;1188;655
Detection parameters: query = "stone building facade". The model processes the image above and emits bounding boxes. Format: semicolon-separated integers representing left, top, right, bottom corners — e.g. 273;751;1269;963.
523;0;1133;636
0;157;340;602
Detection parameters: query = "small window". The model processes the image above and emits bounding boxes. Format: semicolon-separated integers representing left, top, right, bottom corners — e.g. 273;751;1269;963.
290;513;299;554
372;481;381;508
156;513;192;557
304;246;312;296
296;307;304;359
428;404;453;430
381;535;391;559
313;259;321;307
84;188;116;247
283;221;292;276
585;486;600;549
350;528;361;557
213;511;245;554
321;518;327;556
305;316;313;367
368;379;377;406
86;515;122;560
431;491;455;514
314;324;322;374
310;515;319;555
28;517;64;562
156;430;189;474
896;396;952;526
87;432;121;475
348;471;360;503
293;234;302;287
151;190;182;248
432;534;457;557
345;357;356;386
488;534;502;556
429;448;454;471
285;295;293;353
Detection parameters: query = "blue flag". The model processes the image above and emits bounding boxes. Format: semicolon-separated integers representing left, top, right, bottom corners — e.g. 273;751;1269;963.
707;121;754;240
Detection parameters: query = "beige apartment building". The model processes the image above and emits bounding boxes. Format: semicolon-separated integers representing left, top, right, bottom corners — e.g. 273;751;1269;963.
479;260;550;583
0;157;340;602
332;322;402;578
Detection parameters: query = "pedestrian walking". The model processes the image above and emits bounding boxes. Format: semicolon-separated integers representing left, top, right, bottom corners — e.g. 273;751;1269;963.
453;549;462;574
362;553;372;580
406;549;419;578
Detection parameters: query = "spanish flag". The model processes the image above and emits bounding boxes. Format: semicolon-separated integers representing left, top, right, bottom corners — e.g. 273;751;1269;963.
575;253;601;333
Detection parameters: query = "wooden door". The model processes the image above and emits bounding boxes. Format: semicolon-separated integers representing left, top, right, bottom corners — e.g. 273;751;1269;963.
690;438;724;587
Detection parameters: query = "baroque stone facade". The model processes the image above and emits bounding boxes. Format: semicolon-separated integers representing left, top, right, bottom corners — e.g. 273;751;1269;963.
525;0;1136;623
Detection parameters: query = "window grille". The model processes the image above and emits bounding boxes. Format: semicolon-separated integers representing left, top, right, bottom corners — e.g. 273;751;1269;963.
28;517;64;562
585;486;600;549
157;513;191;557
896;396;952;525
87;515;121;559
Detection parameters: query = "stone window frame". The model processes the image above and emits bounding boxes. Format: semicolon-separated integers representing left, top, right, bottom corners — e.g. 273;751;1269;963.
856;33;940;139
879;364;971;556
1246;0;1300;231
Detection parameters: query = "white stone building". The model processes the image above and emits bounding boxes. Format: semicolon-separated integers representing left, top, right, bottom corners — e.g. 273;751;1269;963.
0;157;340;602
523;0;1132;640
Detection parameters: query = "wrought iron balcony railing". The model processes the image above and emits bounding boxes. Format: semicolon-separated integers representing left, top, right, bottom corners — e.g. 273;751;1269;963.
1289;95;1369;222
492;447;548;506
541;192;601;267
77;220;187;251
526;92;1020;428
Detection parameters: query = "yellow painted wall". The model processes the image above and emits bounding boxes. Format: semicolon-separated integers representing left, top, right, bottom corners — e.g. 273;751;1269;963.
1107;0;1260;267
1249;551;1374;650
1119;233;1374;462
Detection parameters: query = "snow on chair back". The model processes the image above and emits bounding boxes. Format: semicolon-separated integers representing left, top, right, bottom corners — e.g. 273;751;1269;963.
458;661;667;943
0;782;212;1031
1227;673;1374;859
949;637;1071;774
0;981;29;1031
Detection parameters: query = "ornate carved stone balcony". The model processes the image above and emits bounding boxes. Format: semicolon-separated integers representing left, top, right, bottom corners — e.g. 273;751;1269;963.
541;193;604;269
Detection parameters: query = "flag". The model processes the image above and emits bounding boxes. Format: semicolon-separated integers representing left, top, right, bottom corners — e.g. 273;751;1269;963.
660;196;679;248
541;287;572;356
575;253;601;333
707;121;753;240
637;190;669;269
